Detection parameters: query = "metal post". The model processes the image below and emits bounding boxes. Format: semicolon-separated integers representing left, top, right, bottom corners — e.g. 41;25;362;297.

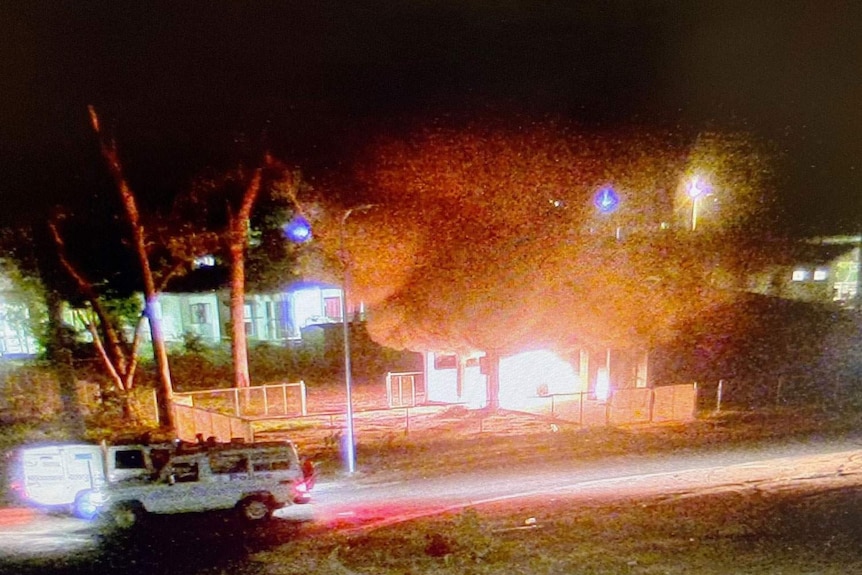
282;383;288;415
691;195;699;231
339;204;378;474
688;177;704;232
579;391;585;426
775;375;783;406
341;209;357;473
693;381;699;418
234;388;240;417
716;379;724;413
648;386;656;422
856;234;862;311
300;381;307;416
263;385;270;415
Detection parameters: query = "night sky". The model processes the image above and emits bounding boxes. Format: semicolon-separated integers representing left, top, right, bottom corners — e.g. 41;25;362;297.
1;1;860;234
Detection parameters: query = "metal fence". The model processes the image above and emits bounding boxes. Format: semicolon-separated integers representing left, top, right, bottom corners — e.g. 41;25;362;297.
506;383;697;426
386;371;425;407
173;381;308;417
171;382;698;449
173;402;254;443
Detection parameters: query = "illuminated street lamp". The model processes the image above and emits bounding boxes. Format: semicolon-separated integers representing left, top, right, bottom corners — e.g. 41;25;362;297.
594;185;620;214
593;185;622;239
339;204;378;474
284;207;373;474
687;176;708;231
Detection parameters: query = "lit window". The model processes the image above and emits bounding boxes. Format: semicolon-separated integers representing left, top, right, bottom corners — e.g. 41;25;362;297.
324;297;342;320
190;303;210;324
434;353;457;370
792;269;808;282
244;304;255;336
813;268;828;281
193;255;215;268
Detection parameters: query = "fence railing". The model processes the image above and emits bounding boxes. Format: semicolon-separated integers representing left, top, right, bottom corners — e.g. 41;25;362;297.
173;381;308;418
172;382;697;448
173;402;254;443
386;371;425;408
506;383;697;426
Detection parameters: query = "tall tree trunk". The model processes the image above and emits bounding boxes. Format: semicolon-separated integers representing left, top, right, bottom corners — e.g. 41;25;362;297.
89;106;174;432
225;168;262;389
228;239;250;388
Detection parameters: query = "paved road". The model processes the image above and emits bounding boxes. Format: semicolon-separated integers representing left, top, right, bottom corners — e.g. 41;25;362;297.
2;435;861;567
312;434;862;532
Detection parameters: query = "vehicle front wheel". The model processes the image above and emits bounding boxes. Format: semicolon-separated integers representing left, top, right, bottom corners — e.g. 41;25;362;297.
238;496;272;522
108;502;145;530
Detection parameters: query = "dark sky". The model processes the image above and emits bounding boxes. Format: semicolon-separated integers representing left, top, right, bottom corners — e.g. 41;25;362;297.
1;0;861;234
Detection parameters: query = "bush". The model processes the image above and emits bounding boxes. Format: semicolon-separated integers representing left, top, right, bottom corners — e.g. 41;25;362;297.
0;361;63;423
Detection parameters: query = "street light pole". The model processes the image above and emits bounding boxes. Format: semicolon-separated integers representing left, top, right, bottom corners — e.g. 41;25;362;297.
688;176;705;231
691;195;699;231
339;204;377;474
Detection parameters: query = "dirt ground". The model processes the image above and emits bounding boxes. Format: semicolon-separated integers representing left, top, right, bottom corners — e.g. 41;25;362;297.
246;417;862;575
5;404;862;575
258;393;861;483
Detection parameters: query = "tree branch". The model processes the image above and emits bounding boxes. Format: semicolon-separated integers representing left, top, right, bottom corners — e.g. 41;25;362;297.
238;168;263;226
155;260;190;293
75;308;125;391
121;314;146;391
49;217;130;373
88;105;143;230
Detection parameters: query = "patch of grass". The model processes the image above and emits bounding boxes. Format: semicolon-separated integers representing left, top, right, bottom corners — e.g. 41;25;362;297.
298;407;860;485
247;486;862;575
237;408;862;573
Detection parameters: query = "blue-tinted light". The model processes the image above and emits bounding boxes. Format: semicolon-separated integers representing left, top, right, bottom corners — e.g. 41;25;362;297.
687;176;710;199
594;186;619;214
283;216;312;243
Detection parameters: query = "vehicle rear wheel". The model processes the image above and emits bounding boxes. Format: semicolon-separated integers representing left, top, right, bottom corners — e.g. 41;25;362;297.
109;502;145;529
238;496;272;522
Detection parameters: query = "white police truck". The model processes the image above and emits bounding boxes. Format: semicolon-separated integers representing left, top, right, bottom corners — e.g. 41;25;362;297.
83;441;313;529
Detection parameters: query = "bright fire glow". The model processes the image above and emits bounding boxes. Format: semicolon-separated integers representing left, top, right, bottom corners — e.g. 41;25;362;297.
499;350;580;410
595;367;610;402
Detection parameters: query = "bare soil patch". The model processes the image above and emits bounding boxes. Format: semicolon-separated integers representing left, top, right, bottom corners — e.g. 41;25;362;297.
271;404;862;484
250;462;862;575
